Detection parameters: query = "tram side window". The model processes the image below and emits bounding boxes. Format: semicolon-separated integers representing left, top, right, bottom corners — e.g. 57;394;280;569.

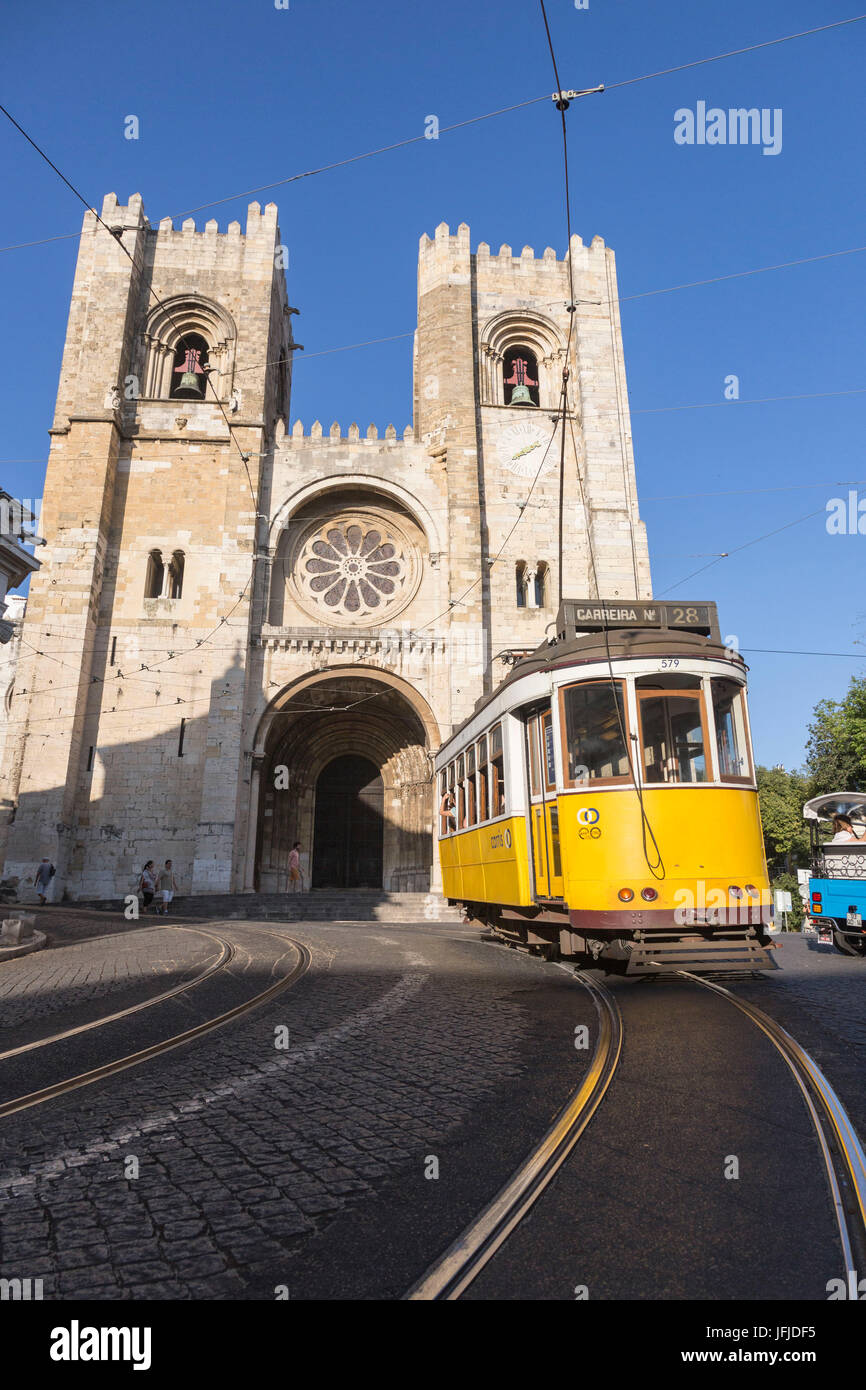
560;681;630;785
528;717;541;795
456;754;466;828
640;692;707;784
445;762;457;834
712;679;751;781
439;770;452;837
490;723;506;816
465;744;477;825
477;735;489;822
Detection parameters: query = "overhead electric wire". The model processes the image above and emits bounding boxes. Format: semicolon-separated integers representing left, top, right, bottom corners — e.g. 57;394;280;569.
0;105;290;726
409;410;565;638
2;14;863;254
0;103;261;518
3;16;863;734
657;506;827;594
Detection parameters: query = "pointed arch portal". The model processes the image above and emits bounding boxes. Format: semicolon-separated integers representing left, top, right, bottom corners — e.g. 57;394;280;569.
254;672;436;892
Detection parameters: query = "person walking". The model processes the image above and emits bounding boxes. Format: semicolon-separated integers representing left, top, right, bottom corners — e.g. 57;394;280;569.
288;842;303;893
138;860;157;914
33;857;55;905
157;860;178;915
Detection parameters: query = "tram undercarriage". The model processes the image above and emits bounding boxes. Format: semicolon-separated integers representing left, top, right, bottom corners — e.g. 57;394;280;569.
459;903;776;975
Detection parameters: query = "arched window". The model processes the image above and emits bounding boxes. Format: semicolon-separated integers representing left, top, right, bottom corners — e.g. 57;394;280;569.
503;347;540;407
145;549;184;600
167;551;185;599
170;334;210;400
479;311;566;409
139;296;236;401
534;562;549;608
145;550;164;598
515;561;528;608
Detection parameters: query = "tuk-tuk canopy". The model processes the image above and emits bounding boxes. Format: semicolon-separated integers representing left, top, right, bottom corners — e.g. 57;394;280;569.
803;792;866;823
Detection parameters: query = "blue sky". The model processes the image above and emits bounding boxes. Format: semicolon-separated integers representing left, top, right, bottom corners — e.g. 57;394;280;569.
1;0;864;770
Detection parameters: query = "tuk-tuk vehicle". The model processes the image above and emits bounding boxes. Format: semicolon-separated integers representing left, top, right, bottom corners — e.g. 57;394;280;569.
804;793;866;957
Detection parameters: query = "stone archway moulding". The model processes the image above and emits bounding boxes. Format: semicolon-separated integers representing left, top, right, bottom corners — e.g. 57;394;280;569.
252;665;441;757
267;474;444;556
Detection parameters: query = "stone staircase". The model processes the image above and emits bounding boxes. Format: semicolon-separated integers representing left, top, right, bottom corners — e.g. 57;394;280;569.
73;890;466;924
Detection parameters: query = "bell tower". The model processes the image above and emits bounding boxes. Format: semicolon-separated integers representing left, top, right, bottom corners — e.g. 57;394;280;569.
414;223;651;711
3;193;294;899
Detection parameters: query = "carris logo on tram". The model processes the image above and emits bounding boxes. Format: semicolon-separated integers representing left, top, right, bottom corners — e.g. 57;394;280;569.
577;806;601;840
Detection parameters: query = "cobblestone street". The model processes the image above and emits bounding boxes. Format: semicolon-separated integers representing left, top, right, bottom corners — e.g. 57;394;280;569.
0;914;864;1303
0;912;594;1300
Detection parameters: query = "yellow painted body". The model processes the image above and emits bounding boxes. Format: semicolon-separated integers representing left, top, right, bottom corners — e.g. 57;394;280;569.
439;787;770;915
438;815;533;907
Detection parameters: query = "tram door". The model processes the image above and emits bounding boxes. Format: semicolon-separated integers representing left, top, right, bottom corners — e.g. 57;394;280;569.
526;707;564;900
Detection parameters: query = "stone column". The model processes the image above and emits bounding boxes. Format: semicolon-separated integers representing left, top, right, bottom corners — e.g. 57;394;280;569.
243;756;263;891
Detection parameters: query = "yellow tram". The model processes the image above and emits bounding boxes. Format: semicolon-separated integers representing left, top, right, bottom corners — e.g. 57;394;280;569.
436;600;775;973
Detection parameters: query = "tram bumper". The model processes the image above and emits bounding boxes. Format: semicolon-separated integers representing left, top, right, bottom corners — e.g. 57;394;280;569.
566;908;777;973
621;934;777;975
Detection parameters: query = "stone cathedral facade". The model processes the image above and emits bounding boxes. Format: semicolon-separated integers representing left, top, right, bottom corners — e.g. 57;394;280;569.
0;193;651;901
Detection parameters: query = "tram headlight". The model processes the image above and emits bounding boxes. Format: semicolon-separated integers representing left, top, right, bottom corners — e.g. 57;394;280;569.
728;885;744;898
641;887;658;902
618;888;634;903
745;884;759;898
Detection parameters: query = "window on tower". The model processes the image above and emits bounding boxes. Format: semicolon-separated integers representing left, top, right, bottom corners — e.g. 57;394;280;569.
144;548;185;601
516;561;528;608
167;551;185;599
145;550;164;598
170;334;210;400
503;347;540;406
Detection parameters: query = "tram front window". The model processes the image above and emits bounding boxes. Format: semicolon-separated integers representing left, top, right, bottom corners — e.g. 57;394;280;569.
712;678;750;781
640;693;707;783
560;680;630;785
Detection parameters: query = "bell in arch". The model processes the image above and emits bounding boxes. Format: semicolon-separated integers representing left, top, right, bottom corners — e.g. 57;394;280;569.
504;354;538;407
173;347;206;398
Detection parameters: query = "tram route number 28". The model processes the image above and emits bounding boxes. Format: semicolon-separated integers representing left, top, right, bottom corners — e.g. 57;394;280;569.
670;606;704;625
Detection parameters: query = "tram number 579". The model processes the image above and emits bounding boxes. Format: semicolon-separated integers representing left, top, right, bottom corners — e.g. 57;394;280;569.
660;658;679;669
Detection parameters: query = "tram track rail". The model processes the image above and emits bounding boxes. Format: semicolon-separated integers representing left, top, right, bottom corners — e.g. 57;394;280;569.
408;924;866;1299
406;969;622;1300
679;969;866;1288
0;924;234;1064
0;927;311;1121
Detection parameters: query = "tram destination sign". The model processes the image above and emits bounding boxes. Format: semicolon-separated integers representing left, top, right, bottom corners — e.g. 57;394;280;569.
557;599;719;640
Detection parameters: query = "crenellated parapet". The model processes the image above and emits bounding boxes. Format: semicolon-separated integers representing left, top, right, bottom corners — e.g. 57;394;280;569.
418;221;609;268
286;421;414;444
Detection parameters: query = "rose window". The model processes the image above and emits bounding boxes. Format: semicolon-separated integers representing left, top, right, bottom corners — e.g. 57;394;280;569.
296;520;408;620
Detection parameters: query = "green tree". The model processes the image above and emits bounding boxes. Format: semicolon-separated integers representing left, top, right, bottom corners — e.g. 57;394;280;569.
805;675;866;793
755;765;810;874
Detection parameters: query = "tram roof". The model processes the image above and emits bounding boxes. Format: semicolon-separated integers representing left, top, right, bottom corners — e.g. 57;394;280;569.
448;624;746;746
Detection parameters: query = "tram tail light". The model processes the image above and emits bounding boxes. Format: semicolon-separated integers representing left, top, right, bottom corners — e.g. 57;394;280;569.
618;888;634;903
641;887;658;902
811;892;822;903
812;904;823;914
